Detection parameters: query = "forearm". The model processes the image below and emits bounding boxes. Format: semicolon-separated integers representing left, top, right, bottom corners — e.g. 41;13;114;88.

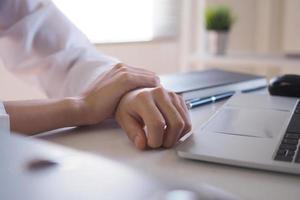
3;98;86;135
1;64;159;136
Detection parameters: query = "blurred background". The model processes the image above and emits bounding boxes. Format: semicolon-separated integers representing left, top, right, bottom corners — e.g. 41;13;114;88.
1;0;300;100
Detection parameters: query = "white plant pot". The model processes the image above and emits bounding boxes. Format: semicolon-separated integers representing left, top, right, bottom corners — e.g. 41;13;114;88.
206;31;229;55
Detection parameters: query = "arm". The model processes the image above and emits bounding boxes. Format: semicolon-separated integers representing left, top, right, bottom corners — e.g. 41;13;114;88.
3;98;83;135
0;0;118;97
3;64;160;135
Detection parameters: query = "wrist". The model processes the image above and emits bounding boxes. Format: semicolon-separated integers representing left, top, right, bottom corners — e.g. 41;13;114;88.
67;96;103;126
63;97;88;126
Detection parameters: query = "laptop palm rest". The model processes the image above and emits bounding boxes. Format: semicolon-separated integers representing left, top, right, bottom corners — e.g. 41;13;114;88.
203;94;297;139
204;107;290;139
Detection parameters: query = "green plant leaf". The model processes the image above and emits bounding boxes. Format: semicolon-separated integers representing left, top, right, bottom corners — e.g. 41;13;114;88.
205;5;234;31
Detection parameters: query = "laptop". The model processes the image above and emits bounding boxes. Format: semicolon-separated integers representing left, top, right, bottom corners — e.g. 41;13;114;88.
177;93;300;174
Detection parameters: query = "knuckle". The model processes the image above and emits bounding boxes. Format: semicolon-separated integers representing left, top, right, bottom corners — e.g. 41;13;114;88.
154;86;165;93
118;72;136;89
153;87;168;98
114;64;130;73
169;91;178;99
119;66;129;72
113;63;123;70
172;118;185;130
136;91;150;100
150;119;166;130
120;72;133;83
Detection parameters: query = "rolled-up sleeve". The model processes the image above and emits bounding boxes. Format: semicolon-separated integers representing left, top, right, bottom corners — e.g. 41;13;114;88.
0;0;120;98
0;102;10;135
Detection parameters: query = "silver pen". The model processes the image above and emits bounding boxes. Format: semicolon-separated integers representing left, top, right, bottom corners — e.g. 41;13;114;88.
186;91;235;109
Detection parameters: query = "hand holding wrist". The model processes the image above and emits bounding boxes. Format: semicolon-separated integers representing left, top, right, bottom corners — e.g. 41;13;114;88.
75;63;159;126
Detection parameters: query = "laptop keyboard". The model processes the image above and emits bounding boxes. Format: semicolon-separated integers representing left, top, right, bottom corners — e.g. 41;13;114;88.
274;102;300;163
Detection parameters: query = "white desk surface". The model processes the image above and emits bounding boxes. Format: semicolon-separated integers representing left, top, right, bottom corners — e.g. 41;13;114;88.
36;101;300;200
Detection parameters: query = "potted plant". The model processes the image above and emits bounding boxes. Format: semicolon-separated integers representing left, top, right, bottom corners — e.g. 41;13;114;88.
205;5;234;55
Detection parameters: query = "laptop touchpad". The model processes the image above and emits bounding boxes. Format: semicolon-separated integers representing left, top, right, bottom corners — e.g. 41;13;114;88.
205;107;291;138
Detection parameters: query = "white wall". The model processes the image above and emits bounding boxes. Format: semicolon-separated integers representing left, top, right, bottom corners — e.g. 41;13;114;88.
94;0;197;74
97;0;297;74
205;0;257;53
205;0;282;54
95;40;180;75
283;0;300;55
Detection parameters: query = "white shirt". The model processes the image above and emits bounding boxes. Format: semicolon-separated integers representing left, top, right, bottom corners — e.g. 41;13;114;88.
0;0;120;134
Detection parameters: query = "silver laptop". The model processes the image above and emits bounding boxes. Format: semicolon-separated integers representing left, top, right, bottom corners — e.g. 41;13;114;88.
177;93;300;174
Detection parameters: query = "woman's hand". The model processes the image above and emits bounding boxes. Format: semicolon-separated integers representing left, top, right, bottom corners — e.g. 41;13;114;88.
80;63;160;125
115;87;192;150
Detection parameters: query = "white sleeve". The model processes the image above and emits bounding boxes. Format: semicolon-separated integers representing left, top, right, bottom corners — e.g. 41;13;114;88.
0;102;10;135
0;0;120;98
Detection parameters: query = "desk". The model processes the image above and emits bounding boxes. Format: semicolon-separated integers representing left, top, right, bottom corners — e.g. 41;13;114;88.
36;101;300;200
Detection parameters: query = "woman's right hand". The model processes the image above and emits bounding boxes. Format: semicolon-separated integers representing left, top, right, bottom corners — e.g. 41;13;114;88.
79;63;160;125
115;87;192;150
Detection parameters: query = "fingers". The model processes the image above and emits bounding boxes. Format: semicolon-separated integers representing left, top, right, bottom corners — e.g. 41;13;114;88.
112;64;160;91
117;113;147;150
125;65;157;76
136;92;166;148
152;88;185;148
130;73;160;88
170;93;192;138
131;88;191;149
113;63;156;76
115;86;192;150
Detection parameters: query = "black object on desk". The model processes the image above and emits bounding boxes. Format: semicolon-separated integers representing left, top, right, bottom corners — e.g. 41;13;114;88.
269;74;300;97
